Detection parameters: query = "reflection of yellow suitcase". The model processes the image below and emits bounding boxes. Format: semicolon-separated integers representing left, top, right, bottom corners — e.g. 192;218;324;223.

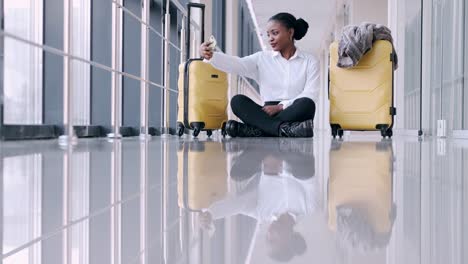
328;141;395;248
329;40;396;139
176;3;228;138
177;141;228;211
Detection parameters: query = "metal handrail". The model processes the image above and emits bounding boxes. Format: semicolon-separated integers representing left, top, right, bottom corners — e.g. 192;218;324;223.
0;30;179;93
110;0;200;51
111;0;182;52
238;76;260;93
237;75;262;105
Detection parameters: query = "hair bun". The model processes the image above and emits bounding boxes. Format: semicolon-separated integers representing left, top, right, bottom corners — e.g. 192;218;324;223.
294;18;309;40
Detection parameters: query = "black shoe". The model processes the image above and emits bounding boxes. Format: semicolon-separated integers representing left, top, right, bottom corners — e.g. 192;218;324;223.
279;119;314;138
226;120;265;138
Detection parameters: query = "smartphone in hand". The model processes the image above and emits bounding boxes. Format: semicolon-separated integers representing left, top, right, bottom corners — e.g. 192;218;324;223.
208;35;217;51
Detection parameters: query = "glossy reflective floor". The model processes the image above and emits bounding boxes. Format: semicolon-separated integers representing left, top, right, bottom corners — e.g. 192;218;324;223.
1;132;468;264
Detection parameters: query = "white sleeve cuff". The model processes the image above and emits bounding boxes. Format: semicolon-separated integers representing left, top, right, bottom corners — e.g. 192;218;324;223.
279;100;292;109
206;52;220;64
203;53;214;64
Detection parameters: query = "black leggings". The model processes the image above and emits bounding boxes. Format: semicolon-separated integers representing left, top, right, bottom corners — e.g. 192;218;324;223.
230;94;316;136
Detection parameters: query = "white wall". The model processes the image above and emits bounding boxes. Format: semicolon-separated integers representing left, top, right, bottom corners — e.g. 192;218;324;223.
223;0;262;119
350;0;388;25
200;0;212;40
224;0;240;121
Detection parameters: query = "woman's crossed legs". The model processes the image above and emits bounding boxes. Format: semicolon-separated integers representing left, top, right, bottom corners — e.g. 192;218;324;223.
228;94;316;137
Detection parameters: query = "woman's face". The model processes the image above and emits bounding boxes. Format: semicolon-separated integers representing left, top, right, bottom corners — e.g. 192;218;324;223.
266;20;294;51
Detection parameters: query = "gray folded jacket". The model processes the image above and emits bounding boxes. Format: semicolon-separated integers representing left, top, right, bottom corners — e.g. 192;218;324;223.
337;23;398;70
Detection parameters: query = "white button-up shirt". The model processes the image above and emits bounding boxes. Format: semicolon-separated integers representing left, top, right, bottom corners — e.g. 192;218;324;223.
208;49;321;109
206;171;317;222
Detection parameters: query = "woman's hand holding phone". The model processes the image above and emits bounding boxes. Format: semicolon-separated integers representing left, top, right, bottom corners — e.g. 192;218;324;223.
200;42;213;60
199;35;217;60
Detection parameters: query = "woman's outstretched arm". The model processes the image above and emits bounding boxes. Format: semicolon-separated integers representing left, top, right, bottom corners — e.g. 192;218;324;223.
200;42;260;81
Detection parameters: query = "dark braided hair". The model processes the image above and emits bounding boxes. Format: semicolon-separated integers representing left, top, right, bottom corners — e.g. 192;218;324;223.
269;13;309;40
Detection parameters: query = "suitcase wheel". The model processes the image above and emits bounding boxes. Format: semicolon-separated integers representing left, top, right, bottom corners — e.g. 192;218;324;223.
193;127;201;137
385;129;393;138
177;122;185;137
221;122;227;138
338;129;344;139
331;124;341;139
190;122;205;138
206;130;213;138
377;125;393;139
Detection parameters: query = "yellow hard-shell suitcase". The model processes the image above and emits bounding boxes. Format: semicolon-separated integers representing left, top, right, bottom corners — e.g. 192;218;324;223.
176;3;228;138
177;141;228;211
328;141;395;244
329;40;396;139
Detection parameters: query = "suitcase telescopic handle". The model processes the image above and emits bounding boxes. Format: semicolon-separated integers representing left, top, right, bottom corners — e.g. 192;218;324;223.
186;3;205;61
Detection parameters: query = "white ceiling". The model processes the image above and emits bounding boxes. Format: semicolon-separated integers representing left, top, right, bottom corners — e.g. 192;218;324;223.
248;0;337;56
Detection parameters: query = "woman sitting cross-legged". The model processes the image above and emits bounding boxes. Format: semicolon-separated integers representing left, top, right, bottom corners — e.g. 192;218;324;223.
200;12;320;138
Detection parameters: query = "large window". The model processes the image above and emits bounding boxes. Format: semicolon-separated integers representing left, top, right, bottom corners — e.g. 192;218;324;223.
402;0;422;130
430;0;465;134
4;0;91;126
72;0;91;125
212;0;226;52
4;0;43;125
397;0;468;135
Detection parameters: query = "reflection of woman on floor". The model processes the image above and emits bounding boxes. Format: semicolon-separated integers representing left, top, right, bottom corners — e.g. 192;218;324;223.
199;141;317;262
